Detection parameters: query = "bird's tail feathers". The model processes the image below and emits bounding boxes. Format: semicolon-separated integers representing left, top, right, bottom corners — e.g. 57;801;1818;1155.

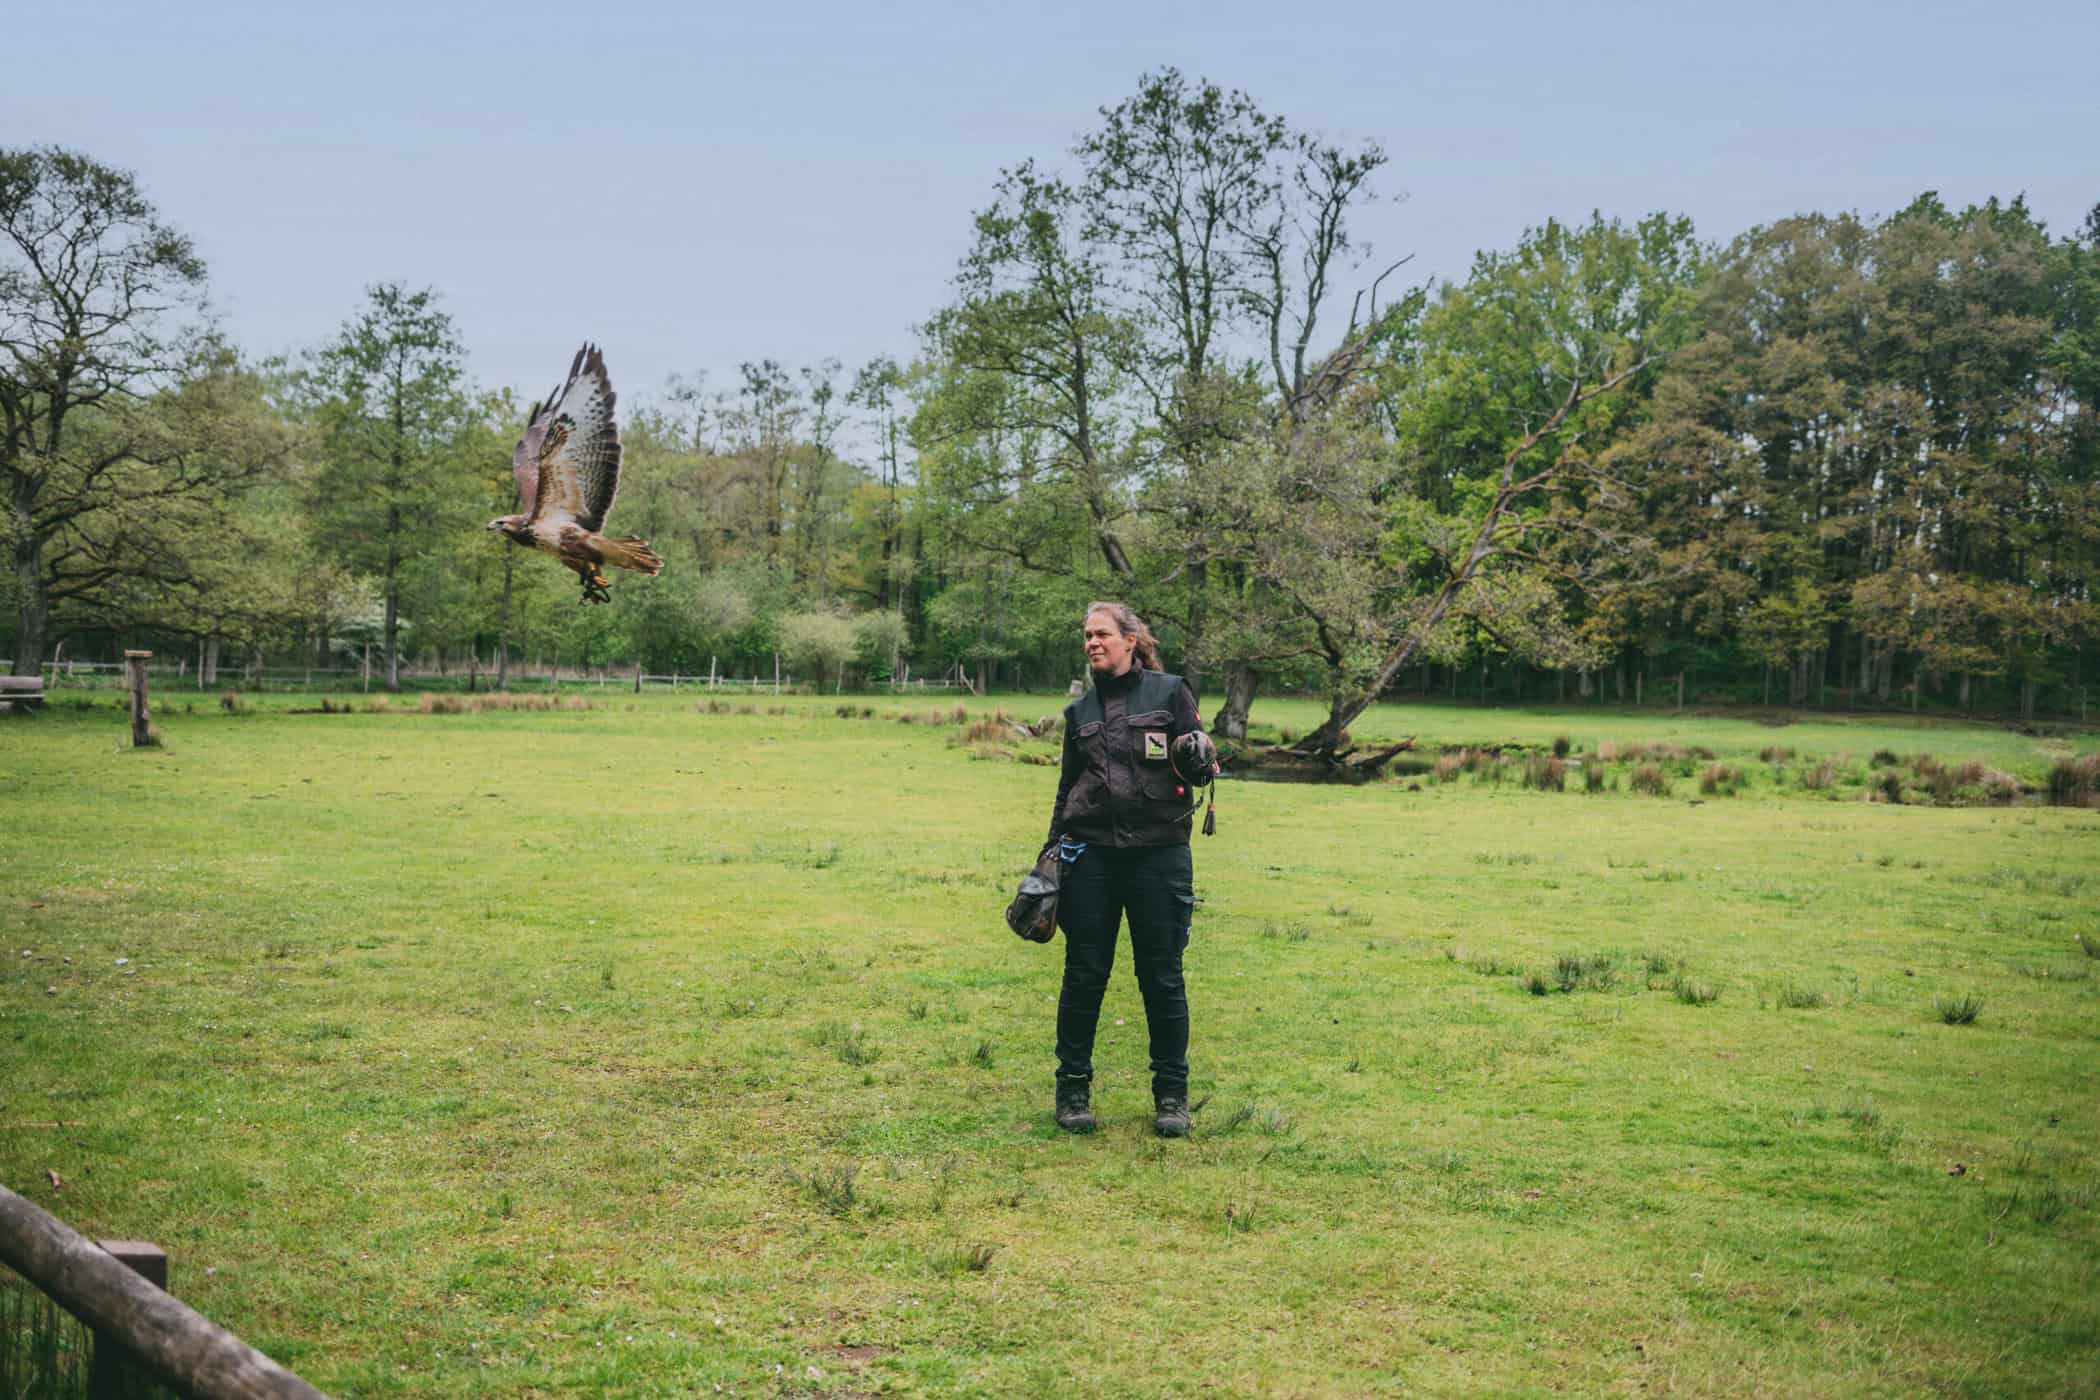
601;537;663;576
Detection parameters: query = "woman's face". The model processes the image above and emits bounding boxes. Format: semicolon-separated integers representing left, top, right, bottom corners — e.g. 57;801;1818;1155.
1083;610;1136;676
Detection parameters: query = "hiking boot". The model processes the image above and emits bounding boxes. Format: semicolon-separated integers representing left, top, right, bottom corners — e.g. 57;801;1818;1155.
1153;1096;1190;1138
1055;1086;1097;1134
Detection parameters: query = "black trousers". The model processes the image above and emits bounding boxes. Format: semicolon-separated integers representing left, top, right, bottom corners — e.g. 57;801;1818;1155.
1054;842;1194;1100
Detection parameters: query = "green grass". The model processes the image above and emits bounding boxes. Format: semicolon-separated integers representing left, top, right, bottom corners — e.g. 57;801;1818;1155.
3;693;2099;1395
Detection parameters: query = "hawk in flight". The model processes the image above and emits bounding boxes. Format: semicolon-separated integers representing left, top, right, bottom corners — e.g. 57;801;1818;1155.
488;344;663;604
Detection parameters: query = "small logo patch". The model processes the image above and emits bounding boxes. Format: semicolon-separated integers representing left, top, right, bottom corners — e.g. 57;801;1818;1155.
1143;731;1168;761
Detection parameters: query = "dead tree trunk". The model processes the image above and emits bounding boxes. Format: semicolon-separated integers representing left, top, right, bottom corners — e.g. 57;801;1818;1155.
1210;662;1259;740
126;651;152;746
1287;362;1650;760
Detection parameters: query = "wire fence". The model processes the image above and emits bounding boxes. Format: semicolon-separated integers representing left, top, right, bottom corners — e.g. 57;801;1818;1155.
5;659;978;698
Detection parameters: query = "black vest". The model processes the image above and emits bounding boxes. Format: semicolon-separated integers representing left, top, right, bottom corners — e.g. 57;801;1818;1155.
1058;668;1197;847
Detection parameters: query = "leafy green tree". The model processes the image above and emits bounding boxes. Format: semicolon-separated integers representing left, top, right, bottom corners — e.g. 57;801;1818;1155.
301;283;477;690
1;147;285;671
778;610;856;691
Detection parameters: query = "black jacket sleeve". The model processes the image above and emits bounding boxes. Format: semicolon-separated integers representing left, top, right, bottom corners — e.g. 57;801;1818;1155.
1173;679;1202;739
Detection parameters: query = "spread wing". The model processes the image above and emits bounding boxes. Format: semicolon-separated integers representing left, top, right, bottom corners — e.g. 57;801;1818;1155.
508;379;562;516
525;344;622;531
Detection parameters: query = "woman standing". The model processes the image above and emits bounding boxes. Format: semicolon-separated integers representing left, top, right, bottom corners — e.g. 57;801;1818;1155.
1043;602;1214;1137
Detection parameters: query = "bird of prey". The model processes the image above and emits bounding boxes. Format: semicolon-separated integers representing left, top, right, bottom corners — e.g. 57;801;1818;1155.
487;344;663;604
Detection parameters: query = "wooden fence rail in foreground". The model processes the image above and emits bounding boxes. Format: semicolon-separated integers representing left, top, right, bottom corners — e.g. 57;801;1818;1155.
0;1185;328;1400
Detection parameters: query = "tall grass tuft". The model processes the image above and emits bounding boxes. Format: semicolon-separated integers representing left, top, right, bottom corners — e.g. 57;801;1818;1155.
787;1162;860;1217
1698;763;1744;796
2045;755;2100;807
1583;762;1608;793
1629;764;1669;797
1934;992;1985;1025
1522;753;1566;791
1671;974;1720;1006
1553;952;1618;992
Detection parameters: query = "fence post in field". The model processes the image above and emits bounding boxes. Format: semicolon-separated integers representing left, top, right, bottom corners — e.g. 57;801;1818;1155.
125;651;152;747
708;655;716;688
633;662;642;693
362;642;371;694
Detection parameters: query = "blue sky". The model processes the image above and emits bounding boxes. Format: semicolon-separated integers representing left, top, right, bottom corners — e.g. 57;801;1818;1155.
11;0;2095;409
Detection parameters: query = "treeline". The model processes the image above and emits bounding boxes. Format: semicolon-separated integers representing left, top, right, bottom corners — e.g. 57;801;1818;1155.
5;75;2096;743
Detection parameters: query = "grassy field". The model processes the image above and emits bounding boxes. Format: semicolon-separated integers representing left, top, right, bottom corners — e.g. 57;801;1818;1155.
3;692;2098;1397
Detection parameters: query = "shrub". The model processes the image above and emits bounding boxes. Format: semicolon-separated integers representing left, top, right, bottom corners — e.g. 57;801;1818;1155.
1629;763;1669;796
1759;744;1794;764
1875;770;1904;804
1551;734;1571;758
1583;762;1608;793
1596;739;1620;762
1688;745;1716;761
1871;749;1900;767
1984;770;2022;804
1433;752;1464;783
1796;759;1838;791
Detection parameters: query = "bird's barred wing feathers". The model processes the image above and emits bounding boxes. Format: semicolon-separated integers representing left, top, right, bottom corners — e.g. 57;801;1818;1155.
529;343;622;532
509;377;562;516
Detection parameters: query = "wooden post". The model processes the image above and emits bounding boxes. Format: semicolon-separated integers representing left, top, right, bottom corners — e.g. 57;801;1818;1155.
633;661;642;694
708;655;716;688
125;651;152;747
0;1186;329;1399
89;1240;166;1398
362;642;371;693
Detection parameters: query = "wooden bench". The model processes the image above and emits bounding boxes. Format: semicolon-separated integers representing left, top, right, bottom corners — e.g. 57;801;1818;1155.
0;675;45;711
